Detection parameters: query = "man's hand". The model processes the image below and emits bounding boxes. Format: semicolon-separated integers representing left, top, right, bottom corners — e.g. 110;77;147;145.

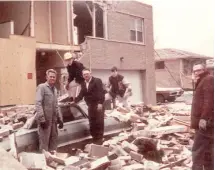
97;104;103;112
65;83;70;90
40;121;49;129
58;120;64;129
199;119;207;130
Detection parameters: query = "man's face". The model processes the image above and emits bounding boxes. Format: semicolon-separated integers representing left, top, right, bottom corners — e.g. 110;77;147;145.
46;72;57;85
82;70;91;81
65;58;74;66
111;70;118;77
193;64;205;80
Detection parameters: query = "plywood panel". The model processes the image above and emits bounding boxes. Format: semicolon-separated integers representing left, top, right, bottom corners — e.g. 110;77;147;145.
0;35;36;106
10;35;36;105
0;38;21;105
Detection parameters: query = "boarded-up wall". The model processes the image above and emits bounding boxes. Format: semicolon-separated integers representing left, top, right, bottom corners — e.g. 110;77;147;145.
0;35;36;106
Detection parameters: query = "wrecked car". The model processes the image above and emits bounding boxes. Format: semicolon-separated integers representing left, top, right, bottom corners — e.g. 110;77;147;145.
156;87;184;103
0;103;131;152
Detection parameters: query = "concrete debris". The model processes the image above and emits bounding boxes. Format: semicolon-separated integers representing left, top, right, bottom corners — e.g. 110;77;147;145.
19;152;47;170
2;99;194;170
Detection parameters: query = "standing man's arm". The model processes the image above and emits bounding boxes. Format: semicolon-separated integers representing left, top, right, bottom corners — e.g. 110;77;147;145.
67;67;75;84
96;79;105;111
74;84;85;103
55;89;63;129
199;76;214;130
201;76;214;119
35;85;46;123
122;78;132;92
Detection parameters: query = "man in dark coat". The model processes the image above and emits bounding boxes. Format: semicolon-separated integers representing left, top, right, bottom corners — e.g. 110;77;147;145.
191;63;214;170
64;52;85;100
74;68;105;144
105;66;132;108
35;69;63;154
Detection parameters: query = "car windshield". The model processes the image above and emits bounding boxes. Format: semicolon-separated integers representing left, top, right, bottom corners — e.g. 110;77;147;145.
61;105;86;123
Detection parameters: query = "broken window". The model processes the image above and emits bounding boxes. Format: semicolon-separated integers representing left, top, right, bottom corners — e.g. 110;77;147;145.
130;18;144;43
155;61;165;69
73;1;104;44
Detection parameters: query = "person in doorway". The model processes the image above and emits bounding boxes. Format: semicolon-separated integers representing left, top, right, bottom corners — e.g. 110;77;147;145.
191;63;214;170
64;52;85;100
35;69;63;154
105;66;132;108
73;68;105;144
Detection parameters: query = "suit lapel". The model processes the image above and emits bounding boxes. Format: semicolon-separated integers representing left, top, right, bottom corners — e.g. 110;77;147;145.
87;77;94;92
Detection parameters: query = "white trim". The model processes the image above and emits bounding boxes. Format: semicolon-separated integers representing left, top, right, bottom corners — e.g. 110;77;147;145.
92;3;96;37
36;42;80;51
103;6;108;39
66;0;71;44
10;21;14;35
85;36;146;46
30;0;35;37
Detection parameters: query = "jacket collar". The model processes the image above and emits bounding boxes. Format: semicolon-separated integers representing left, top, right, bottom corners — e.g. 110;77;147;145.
195;71;210;88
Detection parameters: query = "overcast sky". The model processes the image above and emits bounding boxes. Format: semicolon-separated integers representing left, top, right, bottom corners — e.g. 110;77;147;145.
137;0;214;56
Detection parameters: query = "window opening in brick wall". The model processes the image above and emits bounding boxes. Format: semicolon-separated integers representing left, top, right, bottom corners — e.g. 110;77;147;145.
130;18;144;43
155;61;165;69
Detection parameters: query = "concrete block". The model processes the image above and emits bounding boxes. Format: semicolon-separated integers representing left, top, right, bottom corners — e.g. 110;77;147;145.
113;145;128;156
108;164;122;170
12;121;24;130
129;151;143;162
121;141;138;153
0;128;10;137
90;144;109;158
122;163;145;170
65;156;80;166
134;123;146;130
19;152;47;170
50;155;65;165
6;111;17;118
70;159;90;168
64;165;81;170
90;156;111;170
56;152;70;159
0;117;11;125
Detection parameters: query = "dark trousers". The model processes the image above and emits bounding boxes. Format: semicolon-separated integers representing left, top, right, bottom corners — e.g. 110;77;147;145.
88;104;104;143
192;130;214;170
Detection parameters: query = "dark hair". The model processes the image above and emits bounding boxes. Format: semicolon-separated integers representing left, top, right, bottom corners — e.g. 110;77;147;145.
111;66;118;72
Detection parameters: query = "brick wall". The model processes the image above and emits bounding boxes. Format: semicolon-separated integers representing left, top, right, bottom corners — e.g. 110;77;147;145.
81;1;156;104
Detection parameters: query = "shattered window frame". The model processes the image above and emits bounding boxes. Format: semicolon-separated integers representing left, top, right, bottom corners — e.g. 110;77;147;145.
155;61;165;69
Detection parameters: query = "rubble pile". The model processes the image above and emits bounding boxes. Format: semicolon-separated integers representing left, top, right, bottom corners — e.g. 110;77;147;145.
14;103;193;170
0;105;35;138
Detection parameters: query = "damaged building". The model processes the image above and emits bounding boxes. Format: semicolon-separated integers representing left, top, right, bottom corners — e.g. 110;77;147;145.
0;0;156;106
155;48;213;90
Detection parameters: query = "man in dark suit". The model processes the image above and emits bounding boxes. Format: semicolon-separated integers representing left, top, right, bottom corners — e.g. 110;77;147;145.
191;63;214;170
73;68;105;144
